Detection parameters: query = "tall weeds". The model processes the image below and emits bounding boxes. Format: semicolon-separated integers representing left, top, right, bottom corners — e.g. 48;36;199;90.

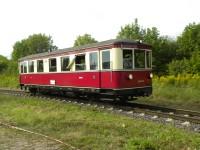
154;74;200;89
149;74;200;110
0;74;19;88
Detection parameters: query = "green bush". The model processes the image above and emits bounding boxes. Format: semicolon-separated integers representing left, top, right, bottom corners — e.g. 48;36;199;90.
0;55;9;72
154;74;200;89
0;74;19;88
168;51;200;75
5;61;18;75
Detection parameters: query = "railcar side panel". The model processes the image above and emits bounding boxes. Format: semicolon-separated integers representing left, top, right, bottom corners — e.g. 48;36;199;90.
20;72;100;88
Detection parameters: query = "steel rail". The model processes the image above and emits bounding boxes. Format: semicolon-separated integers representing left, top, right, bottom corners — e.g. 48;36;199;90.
128;102;200;117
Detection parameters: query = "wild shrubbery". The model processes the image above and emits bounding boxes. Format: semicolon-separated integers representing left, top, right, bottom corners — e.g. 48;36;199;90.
143;74;200;110
168;51;200;75
154;74;200;89
0;74;19;88
0;56;19;88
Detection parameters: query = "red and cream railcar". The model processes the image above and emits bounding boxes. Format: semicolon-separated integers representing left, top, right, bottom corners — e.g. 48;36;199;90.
19;39;153;100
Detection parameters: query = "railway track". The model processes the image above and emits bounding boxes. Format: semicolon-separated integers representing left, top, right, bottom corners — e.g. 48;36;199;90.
0;88;200;132
0;88;24;95
121;102;200;124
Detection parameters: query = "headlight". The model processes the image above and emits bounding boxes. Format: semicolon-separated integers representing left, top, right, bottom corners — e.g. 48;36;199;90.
128;74;133;80
150;73;153;78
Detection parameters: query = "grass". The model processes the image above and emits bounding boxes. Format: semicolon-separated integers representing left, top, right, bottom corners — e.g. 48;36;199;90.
0;94;199;150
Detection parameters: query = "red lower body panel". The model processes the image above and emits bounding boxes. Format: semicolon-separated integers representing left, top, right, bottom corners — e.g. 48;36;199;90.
20;71;152;89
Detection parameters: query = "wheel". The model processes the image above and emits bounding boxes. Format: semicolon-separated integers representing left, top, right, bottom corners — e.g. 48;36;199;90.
87;93;100;101
114;96;127;103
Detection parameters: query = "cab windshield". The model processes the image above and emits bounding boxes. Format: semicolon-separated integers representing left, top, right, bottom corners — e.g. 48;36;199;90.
122;49;151;69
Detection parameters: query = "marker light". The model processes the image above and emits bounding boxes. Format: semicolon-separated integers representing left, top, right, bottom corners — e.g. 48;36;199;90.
129;74;133;80
150;73;153;78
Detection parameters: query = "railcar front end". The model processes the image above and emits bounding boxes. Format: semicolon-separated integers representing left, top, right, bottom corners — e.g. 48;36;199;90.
99;45;152;99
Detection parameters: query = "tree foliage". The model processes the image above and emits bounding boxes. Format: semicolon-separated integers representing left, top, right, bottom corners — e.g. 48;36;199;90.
74;34;97;47
153;36;178;75
168;51;200;75
177;23;200;59
117;19;145;40
0;55;9;72
169;23;200;75
12;33;57;61
6;61;19;75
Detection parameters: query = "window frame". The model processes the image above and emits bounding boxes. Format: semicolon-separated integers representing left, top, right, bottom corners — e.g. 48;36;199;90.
101;50;111;70
49;58;57;72
145;50;152;69
20;62;24;73
28;61;34;73
75;54;86;71
122;49;133;70
61;56;70;72
23;61;28;73
37;59;44;72
134;49;146;69
89;51;98;70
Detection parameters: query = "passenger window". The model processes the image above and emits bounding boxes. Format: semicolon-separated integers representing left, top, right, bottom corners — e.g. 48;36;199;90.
37;60;44;72
24;62;27;73
90;52;98;70
146;51;152;68
28;61;34;73
49;58;57;72
134;49;145;68
123;50;133;69
61;57;70;71
20;63;24;73
75;54;86;71
102;51;110;69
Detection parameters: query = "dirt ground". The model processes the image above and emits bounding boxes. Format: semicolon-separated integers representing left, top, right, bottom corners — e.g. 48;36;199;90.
0;126;65;150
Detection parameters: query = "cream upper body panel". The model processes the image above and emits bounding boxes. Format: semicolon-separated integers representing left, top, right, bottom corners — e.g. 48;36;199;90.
43;58;49;73
111;48;122;70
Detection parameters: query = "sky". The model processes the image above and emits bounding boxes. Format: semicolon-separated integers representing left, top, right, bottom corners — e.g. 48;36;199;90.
0;0;199;58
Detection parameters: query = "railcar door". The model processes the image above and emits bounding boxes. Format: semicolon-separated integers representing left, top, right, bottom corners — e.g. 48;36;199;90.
100;49;112;89
88;51;100;89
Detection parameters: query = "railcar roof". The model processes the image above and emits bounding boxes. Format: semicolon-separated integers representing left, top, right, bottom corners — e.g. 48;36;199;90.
19;39;150;61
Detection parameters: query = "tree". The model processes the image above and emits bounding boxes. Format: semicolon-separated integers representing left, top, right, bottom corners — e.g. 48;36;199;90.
74;34;97;47
0;55;9;72
144;27;160;44
12;33;57;61
177;23;200;59
168;51;200;75
117;18;145;40
168;59;190;75
152;36;178;75
168;22;200;75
